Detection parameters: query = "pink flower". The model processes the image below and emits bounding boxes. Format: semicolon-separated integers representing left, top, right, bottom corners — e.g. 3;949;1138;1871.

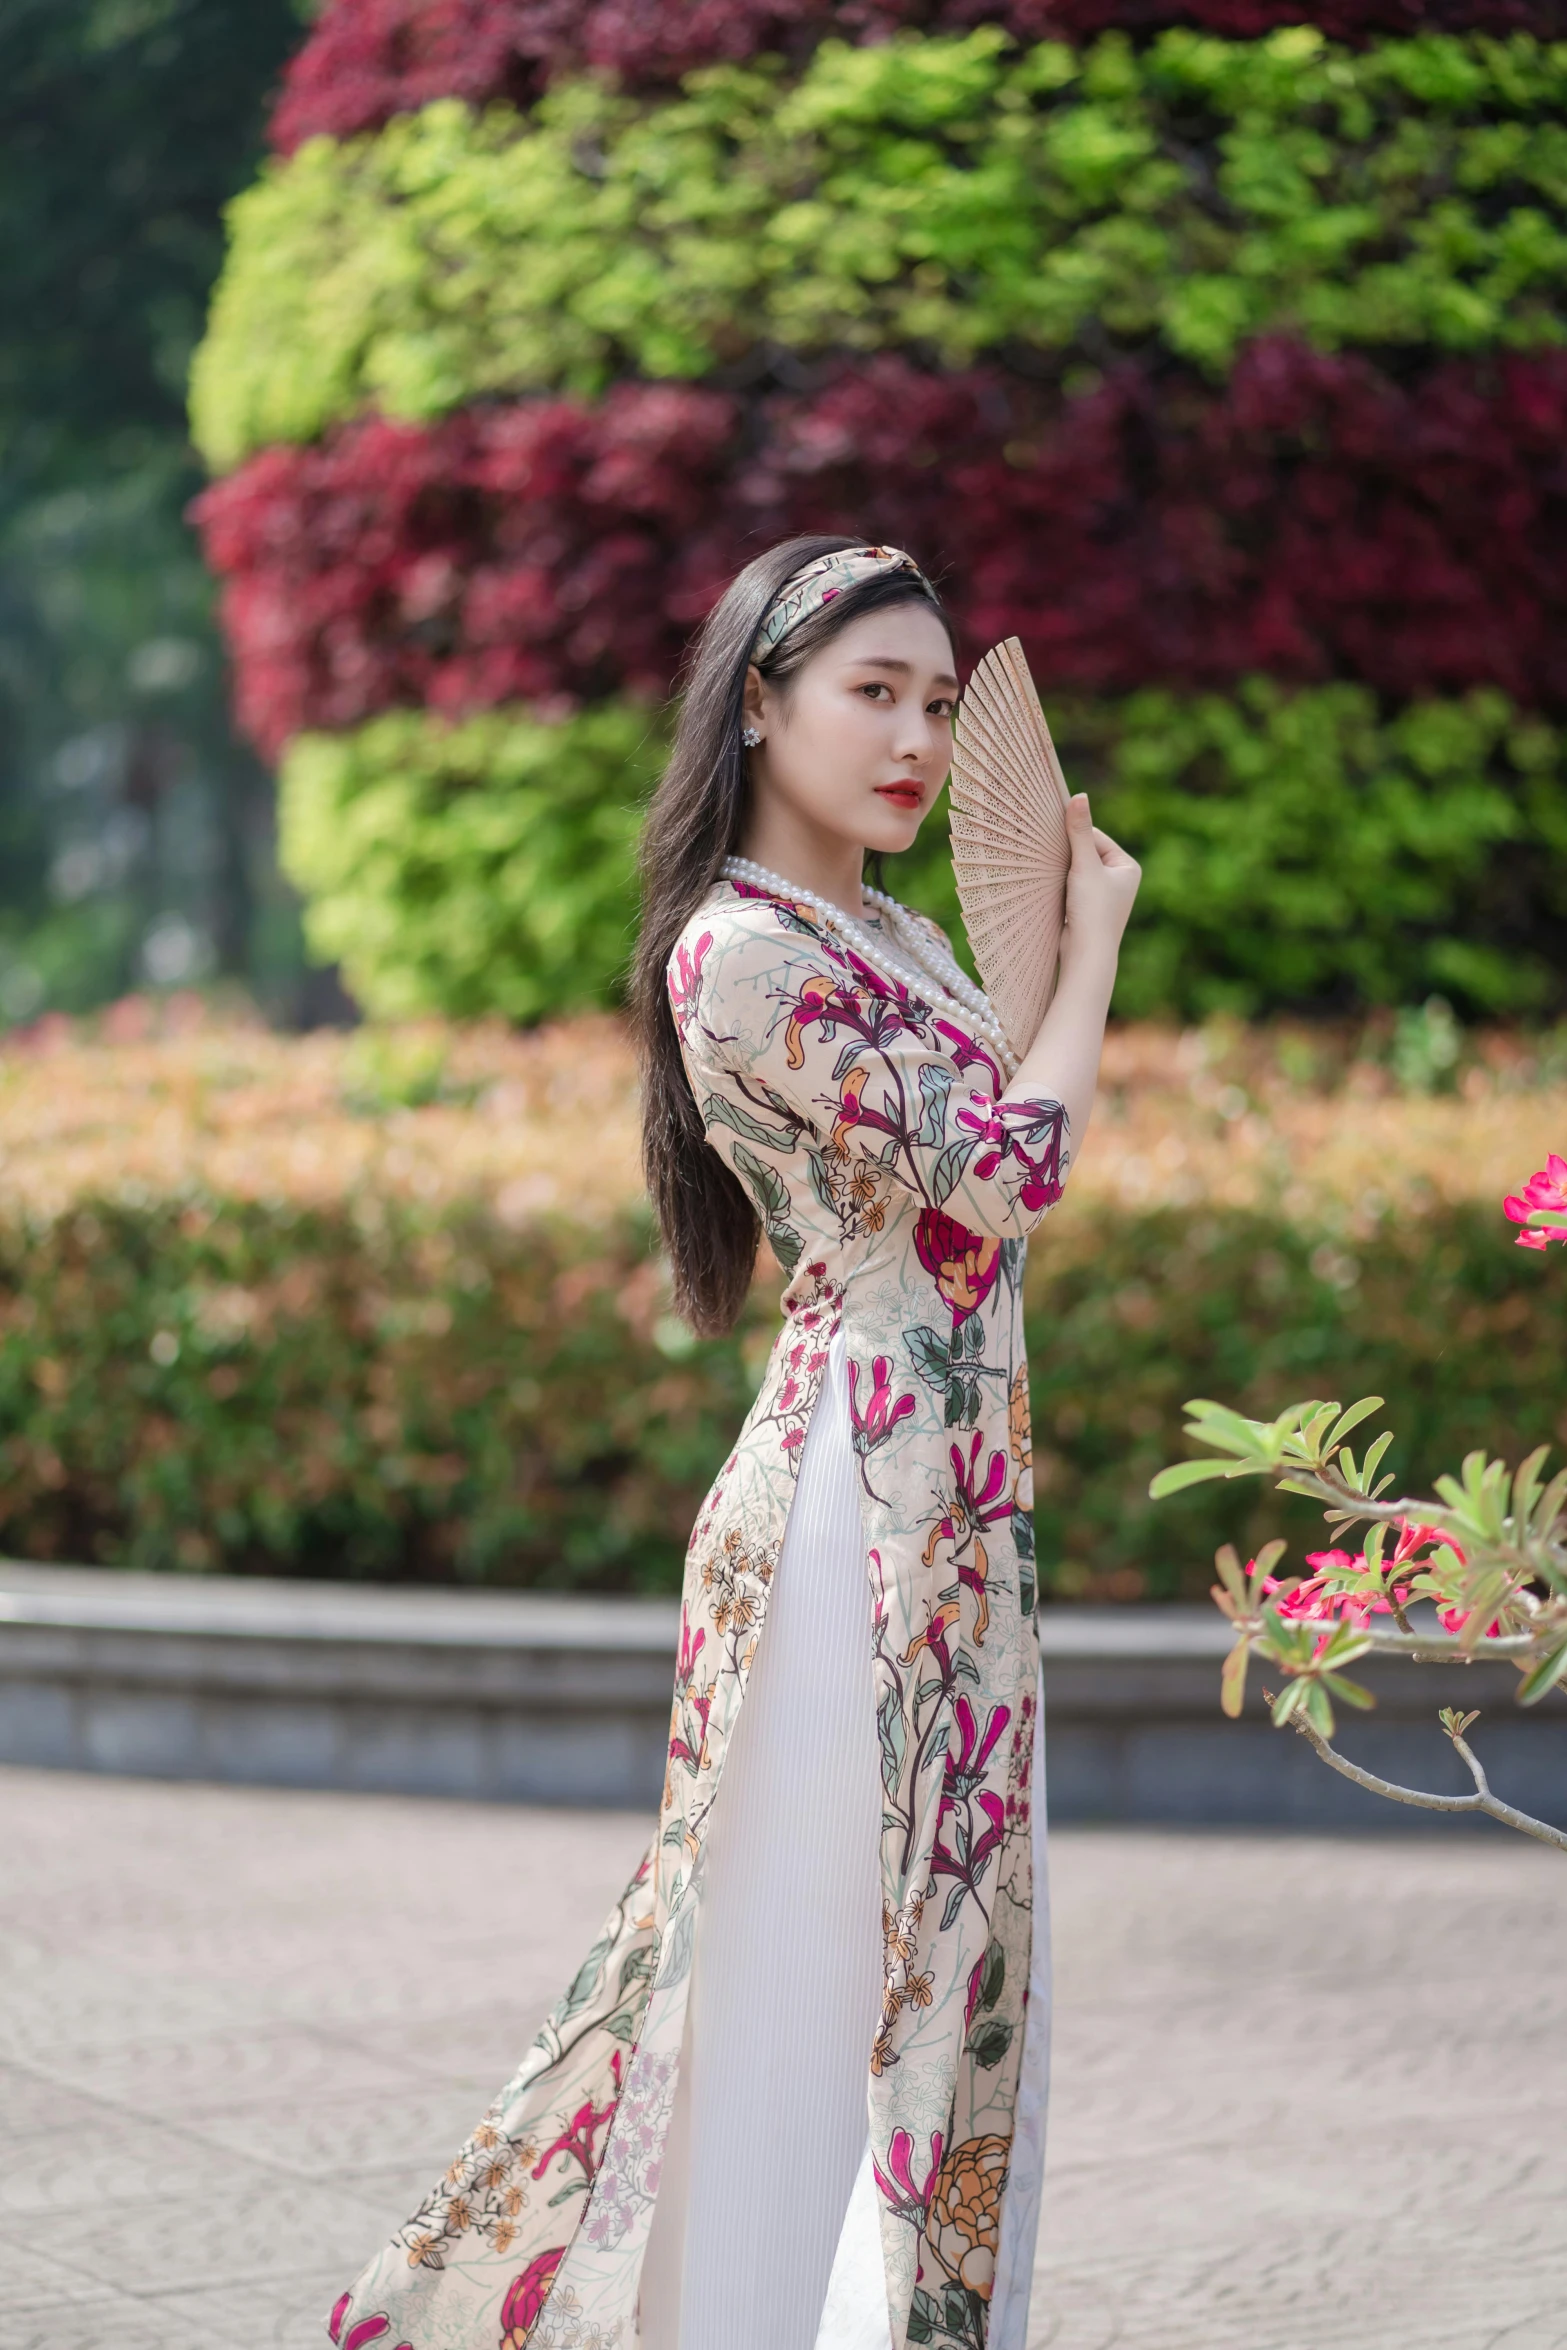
665;931;711;1035
501;2247;568;2343
1438;1604;1503;1639
325;2310;412;2350
873;2127;944;2217
847;1355;916;1449
913;1206;1001;1326
947;1694;1011;1788
1504;1152;1567;1247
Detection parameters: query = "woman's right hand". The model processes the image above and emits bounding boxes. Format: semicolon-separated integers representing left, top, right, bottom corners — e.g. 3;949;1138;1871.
1060;791;1140;974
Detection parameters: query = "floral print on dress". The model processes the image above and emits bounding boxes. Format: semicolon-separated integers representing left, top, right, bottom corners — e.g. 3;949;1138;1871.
325;880;1063;2350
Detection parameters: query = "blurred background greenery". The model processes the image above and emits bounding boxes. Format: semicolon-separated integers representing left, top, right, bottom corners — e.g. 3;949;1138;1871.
0;0;335;1024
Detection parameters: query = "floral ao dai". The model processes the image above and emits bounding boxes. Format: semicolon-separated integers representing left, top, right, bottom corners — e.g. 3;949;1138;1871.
328;877;1066;2350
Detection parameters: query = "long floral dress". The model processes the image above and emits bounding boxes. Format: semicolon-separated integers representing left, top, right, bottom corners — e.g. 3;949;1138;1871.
328;876;1067;2350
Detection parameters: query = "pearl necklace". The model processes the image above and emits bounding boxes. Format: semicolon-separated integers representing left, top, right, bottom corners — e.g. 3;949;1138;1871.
719;855;1019;1074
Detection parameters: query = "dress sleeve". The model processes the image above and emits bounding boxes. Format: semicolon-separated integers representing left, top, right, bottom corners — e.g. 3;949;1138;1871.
669;900;1067;1243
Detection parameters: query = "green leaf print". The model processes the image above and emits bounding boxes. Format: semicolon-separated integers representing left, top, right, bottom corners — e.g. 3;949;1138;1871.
916;1059;954;1145
702;1093;801;1153
906;1323;953;1389
731;1142;804;1272
977;1938;1007;2012
878;1680;907;1792
730;1141;788;1223
967;2016;1013;2070
929;1135;976;1207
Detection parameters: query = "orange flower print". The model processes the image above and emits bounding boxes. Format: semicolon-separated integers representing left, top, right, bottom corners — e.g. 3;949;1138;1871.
831;1062;870;1153
784;974;839;1068
925;2134;1010;2297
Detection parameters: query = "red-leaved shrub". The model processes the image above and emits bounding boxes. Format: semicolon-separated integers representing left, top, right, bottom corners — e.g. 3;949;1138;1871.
192;345;1567;755
270;0;1564;150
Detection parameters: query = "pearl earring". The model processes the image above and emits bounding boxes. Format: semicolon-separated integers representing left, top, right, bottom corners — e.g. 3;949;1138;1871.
741;725;762;749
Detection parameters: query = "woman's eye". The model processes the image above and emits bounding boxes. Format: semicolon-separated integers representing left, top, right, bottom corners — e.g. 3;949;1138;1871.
860;681;890;701
928;699;954;718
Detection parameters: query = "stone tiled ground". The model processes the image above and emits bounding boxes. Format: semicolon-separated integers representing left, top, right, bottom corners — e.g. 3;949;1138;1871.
1;1766;1562;2350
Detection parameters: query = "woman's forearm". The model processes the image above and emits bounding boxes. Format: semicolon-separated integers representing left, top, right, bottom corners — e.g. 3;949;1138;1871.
1001;939;1119;1167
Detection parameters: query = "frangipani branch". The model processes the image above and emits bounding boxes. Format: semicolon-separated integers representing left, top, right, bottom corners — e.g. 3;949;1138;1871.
1149;1151;1567;1848
1277;1701;1567;1854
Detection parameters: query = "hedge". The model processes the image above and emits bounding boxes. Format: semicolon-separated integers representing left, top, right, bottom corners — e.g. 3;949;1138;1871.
1;1011;1557;1594
192;350;1567;757
270;0;1567;151
191;30;1567;467
275;684;1567;1021
0;1184;1559;1601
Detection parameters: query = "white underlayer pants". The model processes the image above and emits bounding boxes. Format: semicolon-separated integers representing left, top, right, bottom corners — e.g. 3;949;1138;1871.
638;1330;885;2350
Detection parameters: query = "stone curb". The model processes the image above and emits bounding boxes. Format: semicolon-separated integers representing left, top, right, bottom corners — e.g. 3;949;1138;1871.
2;1560;1562;1827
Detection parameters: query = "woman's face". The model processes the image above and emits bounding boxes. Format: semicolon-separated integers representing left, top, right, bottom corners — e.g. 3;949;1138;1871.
743;601;958;859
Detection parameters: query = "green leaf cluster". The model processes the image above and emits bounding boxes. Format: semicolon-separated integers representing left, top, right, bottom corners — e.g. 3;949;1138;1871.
278;684;1567;1023
277;701;670;1022
191;28;1567;467
890;682;1567;1019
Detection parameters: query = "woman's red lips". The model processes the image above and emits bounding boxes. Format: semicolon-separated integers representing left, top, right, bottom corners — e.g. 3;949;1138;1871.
875;783;924;808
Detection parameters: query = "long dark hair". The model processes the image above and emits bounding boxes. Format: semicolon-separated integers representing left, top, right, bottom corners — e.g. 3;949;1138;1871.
631;534;954;1336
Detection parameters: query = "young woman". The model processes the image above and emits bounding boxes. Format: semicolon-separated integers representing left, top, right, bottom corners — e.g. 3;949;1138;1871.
328;538;1139;2350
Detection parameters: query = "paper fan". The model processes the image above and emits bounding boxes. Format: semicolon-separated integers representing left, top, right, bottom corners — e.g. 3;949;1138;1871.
949;636;1073;1061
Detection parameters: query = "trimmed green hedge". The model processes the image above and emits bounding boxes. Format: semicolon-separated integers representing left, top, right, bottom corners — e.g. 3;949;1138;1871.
279;685;1567;1022
192;27;1567;467
0;1187;1556;1601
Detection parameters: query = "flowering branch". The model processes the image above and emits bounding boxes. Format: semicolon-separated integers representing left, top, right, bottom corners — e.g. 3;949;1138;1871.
1148;1150;1567;1848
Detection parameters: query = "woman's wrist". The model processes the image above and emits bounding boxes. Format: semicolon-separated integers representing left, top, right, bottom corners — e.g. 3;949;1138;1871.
1057;930;1121;1000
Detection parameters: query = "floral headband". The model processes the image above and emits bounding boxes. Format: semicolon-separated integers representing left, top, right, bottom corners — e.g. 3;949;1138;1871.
753;543;933;655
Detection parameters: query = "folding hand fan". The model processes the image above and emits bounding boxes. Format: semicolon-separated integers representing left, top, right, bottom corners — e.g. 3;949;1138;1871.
948;636;1073;1062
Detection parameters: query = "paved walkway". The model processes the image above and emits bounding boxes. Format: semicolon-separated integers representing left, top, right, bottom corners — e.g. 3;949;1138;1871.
1;1766;1562;2350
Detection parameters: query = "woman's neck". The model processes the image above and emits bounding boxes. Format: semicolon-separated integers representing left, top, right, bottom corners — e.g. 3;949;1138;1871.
736;803;865;920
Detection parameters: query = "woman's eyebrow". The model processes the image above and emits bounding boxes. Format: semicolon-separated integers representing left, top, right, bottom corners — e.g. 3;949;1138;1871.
853;656;961;689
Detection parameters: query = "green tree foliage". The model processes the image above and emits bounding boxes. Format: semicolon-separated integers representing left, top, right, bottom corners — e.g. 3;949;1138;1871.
0;0;313;1019
0;0;303;493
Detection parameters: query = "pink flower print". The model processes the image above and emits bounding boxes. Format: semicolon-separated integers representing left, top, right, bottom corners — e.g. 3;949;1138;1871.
667;1618;712;1775
665;931;711;1037
933;1018;1005;1090
873;2127;945;2223
324;2307;411;2350
955;1093;1066;1212
532;2050;623;2192
848;1355;917;1452
500;2247;568;2345
932;1787;1007;1916
947;1695;1012;1792
1504;1150;1567;1248
913;1207;1001;1327
784;972;846;1069
922;1434;1013;1643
